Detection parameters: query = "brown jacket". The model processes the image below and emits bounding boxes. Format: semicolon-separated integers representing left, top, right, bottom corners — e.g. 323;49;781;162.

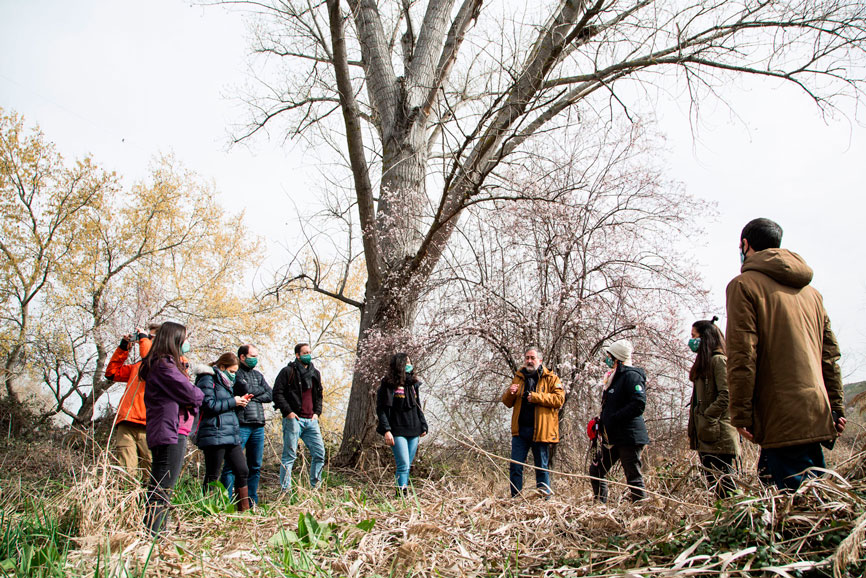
688;353;739;455
725;249;844;449
501;366;564;443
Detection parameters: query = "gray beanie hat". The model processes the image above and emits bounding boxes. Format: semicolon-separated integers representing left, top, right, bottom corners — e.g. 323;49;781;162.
605;339;633;366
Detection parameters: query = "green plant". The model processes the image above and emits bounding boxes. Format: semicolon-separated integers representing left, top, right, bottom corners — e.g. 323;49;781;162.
172;475;236;515
267;512;376;576
0;501;78;577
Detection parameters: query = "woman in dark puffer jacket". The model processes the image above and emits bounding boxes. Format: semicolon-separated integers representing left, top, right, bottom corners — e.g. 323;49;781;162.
194;353;252;511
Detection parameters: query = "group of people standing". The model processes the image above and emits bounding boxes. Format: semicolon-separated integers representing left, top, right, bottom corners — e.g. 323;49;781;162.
108;216;848;535
107;330;328;536
502;218;847;502
108;324;428;536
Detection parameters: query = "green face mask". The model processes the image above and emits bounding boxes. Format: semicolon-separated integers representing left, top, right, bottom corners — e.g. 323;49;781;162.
688;338;701;353
222;369;236;383
245;357;258;369
405;364;414;373
181;340;191;354
604;356;615;369
299;354;312;365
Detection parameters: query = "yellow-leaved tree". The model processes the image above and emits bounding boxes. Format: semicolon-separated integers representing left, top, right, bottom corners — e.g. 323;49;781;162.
1;109;277;427
0;108;115;426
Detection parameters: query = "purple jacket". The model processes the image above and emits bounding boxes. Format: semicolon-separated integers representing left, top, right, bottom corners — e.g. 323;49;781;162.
143;356;203;448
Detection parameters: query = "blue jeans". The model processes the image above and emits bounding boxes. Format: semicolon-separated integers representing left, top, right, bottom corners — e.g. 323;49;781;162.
391;435;420;488
509;425;551;496
763;442;826;491
220;425;264;504
279;416;325;491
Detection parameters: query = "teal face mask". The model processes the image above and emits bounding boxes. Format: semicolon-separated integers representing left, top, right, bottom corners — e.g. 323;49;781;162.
299;353;312;365
604;356;615;369
181;340;191;354
405;364;414;373
688;338;701;353
245;357;258;369
222;370;236;383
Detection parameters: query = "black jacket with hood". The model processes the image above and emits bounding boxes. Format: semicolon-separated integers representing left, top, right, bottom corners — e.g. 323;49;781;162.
194;366;241;447
272;359;323;418
600;365;650;446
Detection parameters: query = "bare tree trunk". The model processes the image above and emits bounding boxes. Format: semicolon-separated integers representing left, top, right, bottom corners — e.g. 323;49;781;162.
335;277;421;465
73;343;108;426
336;306;383;464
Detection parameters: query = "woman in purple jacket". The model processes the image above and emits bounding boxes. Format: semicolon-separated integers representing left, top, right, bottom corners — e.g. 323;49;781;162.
140;321;203;537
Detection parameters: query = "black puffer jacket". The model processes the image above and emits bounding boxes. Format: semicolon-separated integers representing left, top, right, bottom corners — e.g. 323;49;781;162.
600;365;650;446
273;360;323;417
234;364;273;426
194;366;240;447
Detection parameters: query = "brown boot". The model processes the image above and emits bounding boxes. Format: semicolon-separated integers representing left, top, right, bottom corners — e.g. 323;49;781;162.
236;486;251;513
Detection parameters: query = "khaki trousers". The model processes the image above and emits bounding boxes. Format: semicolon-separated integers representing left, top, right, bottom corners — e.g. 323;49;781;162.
114;421;151;478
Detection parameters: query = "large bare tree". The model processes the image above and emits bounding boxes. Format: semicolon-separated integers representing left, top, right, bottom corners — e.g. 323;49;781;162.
421;121;707;467
233;0;866;463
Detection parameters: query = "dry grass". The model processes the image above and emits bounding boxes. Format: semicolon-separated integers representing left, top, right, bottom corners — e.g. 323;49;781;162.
2;430;865;577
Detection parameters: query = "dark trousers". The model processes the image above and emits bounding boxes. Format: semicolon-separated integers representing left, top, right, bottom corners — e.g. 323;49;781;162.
221;425;265;504
509;426;551;496
699;452;736;498
590;443;646;503
763;442;825;491
144;435;188;537
202;444;248;493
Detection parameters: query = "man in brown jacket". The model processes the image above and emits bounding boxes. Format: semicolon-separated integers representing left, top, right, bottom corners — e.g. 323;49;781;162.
726;218;846;490
502;348;564;497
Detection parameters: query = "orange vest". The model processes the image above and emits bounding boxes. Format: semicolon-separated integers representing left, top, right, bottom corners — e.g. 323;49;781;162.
106;338;152;426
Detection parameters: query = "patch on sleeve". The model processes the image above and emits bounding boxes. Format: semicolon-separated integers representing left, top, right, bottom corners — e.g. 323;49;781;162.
635;385;643;392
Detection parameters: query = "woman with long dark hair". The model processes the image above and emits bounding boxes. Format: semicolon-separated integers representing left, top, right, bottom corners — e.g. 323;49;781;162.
194;352;252;511
376;353;428;496
140;321;204;536
687;316;739;497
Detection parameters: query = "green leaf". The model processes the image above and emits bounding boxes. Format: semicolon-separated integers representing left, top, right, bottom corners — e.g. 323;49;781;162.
268;529;300;547
356;518;376;532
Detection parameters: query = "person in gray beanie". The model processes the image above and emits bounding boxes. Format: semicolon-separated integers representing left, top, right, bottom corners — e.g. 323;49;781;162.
589;339;650;503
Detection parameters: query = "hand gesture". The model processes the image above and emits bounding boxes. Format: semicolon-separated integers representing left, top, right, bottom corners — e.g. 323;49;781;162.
384;431;395;447
234;396;250;408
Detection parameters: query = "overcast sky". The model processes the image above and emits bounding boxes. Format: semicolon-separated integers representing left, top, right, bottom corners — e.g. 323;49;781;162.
2;0;864;382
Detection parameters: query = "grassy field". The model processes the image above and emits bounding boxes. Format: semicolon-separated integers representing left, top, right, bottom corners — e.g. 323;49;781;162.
1;425;865;577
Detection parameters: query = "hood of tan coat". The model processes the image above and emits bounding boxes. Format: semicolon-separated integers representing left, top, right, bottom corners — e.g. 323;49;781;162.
742;248;812;288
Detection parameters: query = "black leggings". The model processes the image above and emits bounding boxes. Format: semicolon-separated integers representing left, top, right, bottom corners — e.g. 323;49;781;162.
145;435;188;536
202;444;248;491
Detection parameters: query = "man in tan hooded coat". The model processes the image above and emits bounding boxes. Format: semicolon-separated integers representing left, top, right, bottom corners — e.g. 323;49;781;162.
726;218;846;490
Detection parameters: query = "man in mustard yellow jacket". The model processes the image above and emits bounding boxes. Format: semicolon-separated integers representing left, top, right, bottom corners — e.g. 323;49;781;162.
502;348;564;497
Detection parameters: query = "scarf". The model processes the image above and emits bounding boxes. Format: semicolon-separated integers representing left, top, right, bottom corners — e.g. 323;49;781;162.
381;376;417;408
294;359;316;391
